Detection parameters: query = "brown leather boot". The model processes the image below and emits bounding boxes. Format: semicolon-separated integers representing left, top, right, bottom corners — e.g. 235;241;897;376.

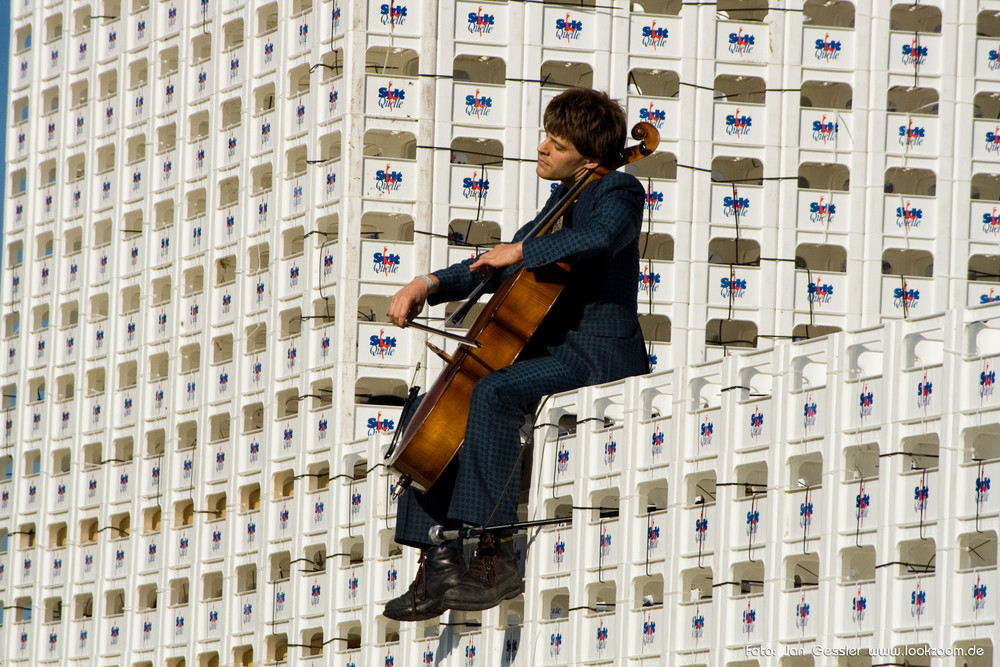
441;532;523;612
383;546;467;621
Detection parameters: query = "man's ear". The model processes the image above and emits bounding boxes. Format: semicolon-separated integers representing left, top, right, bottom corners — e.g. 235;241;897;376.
584;157;601;170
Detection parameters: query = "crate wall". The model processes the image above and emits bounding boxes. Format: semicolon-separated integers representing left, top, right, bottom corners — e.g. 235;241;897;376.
2;1;1000;666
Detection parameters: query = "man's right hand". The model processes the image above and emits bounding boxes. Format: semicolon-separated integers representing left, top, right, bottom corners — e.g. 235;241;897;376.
388;275;439;327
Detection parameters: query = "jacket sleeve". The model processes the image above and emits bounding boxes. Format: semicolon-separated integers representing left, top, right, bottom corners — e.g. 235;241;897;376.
519;173;645;270
426;185;568;305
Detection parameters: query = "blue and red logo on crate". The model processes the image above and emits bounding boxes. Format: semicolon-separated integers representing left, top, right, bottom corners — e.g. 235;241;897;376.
803;394;818;429
976;471;991;510
981;362;996;399
641;21;669;49
814;33;842;62
377;83;406;111
387;565;398;593
465;639;477;666
795;592;811;629
728;28;755;56
852;587;867;624
973;574;988;613
809;197;835;225
647;520;660;553
347;571;359;601
553;532;566;564
742;600;757;634
910;581;926;619
722;193;750;218
799;496;814;528
639;264;660;296
596;620;609;652
914;474;930;514
465;90;493;119
984;207;1000;236
856;482;870;521
329;85;339;115
917;372;933;409
859;384;874;419
893;283;920;311
467;7;495;36
899;119;926;149
808;278;834;306
380;2;407;27
600;525;612;558
651;424;664;457
555;14;583;41
556;442;570;474
746;508;760;536
749;406;764;439
351;488;363;518
724;109;753;138
372;246;400;276
812;115;839;143
902;38;928;68
462;172;490;201
695;507;708;544
550;632;562;657
604;433;617;466
367;412;395;436
639;102;667;128
369;329;397;359
645;184;664;212
375;164;404;192
699;416;714;446
721;274;748;299
988;45;1000;71
691;607;705;639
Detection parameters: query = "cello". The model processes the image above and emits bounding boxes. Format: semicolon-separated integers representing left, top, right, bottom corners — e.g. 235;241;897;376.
385;122;660;492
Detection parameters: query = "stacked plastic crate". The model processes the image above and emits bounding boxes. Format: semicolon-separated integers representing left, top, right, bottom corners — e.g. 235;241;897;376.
2;1;1000;666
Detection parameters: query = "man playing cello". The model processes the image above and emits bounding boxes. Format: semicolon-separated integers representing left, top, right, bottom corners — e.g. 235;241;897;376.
384;88;650;621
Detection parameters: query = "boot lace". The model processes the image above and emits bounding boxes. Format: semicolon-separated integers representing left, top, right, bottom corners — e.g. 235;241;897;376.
409;549;429;610
467;533;501;586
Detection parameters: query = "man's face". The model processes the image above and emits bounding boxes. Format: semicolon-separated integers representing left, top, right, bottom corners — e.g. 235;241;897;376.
536;133;599;185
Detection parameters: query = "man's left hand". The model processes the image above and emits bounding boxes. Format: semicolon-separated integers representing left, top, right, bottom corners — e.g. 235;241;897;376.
469;242;524;275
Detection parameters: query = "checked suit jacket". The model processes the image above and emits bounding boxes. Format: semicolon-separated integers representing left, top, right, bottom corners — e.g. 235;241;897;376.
427;169;650;386
390;169;650;546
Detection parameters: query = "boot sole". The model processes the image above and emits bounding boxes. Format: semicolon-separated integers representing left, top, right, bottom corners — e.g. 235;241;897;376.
382;603;445;622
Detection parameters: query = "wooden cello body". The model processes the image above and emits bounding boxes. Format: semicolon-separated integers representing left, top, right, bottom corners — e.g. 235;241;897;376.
386;122;659;491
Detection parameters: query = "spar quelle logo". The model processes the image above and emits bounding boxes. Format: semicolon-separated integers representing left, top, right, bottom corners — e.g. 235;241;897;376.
641;21;669;49
814;33;842;61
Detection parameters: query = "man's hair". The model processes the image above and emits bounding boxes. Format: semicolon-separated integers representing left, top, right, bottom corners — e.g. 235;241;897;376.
543;88;628;166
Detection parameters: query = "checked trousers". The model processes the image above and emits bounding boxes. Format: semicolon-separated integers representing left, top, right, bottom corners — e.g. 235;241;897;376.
394;354;586;548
